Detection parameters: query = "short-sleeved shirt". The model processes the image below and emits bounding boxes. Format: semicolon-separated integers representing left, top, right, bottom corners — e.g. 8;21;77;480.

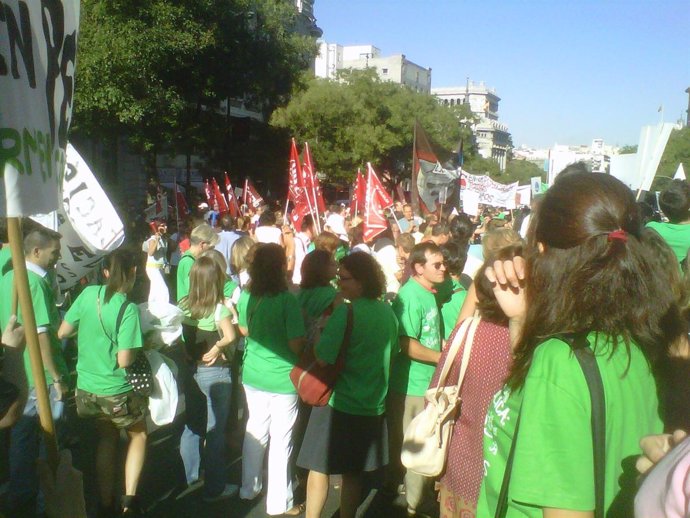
317;298;398;416
646;221;690;263
223;278;238;300
65;286;143;395
477;333;663;517
142;236;168;266
297;286;338;320
441;279;467;340
176;250;195;301
181;302;231;332
238;290;305;393
389;278;442;396
0;245;12;277
0;268;68;387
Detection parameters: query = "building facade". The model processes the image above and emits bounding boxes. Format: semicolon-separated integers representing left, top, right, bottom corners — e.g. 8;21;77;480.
432;82;512;171
315;42;432;93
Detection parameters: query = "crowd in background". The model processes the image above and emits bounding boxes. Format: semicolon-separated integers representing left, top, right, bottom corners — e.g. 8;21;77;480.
1;167;690;518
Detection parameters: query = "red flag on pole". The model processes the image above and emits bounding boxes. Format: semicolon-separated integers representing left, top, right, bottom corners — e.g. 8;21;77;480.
288;138;313;229
244;179;264;210
204;179;217;209
224;172;240;218
212;178;229;214
174;179;189;216
363;163;394;242
351;169;365;217
303;142;326;214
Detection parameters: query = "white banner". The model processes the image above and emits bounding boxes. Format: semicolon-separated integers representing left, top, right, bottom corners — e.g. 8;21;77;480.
54;144;124;290
1;1;80;217
460;173;518;209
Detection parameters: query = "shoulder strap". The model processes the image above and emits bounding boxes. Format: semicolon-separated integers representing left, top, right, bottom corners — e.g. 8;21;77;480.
97;287;131;346
114;299;132;343
565;333;606;518
432;317;473;392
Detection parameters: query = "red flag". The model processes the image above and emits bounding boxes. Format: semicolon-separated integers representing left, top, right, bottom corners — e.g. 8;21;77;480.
288;138;312;227
350;169;365;216
224;172;240;218
303;142;326;213
173;179;190;216
244;179;264;210
204;179;216;209
363;163;394;241
212;178;229;214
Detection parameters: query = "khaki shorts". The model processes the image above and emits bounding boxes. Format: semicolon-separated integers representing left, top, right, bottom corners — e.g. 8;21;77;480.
75;388;147;429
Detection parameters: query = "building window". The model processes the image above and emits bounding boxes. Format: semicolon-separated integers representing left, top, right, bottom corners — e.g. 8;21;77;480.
382;68;388;75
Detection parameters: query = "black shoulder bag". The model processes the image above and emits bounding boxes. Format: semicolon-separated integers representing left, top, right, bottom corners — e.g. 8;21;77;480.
97;290;153;397
496;332;605;518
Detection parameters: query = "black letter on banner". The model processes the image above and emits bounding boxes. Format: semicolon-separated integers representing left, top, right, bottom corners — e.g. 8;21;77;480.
40;0;64;148
57;30;76;148
67;245;96;263
3;1;36;87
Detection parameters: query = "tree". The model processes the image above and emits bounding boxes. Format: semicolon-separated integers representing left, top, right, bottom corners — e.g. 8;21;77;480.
72;0;318;174
657;127;690;179
270;69;474;184
619;145;638;154
500;159;546;185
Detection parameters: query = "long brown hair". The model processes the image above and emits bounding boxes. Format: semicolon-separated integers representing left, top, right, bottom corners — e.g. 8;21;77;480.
509;172;685;389
184;255;225;320
104;247;138;303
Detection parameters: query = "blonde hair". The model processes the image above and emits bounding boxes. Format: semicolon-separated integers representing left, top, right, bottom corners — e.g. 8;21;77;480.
482;228;522;258
183;255;224;320
190;223;219;247
231;236;256;274
200;249;228;278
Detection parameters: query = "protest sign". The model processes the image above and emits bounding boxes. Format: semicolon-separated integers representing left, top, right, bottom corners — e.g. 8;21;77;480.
1;0;80;217
52;144;125;290
460;172;518;208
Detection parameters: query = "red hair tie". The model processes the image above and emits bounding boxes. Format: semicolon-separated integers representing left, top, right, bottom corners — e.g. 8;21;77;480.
607;229;628;243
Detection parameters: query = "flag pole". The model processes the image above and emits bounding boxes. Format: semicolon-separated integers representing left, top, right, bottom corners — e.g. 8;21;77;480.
7;218;58;471
283;196;290;226
411;120;419;214
388;207;403;233
173;176;180;233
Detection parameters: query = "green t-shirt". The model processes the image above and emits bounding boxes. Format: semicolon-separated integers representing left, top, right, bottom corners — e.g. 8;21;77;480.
176;251;196;301
389;278;442;396
65;286;143;395
297;286;338;319
223;278;238;299
238;290;305;394
0;269;68;387
0;246;12;277
441;279;467;341
317;298;398;415
181;302;231;332
477;333;662;517
646;221;690;263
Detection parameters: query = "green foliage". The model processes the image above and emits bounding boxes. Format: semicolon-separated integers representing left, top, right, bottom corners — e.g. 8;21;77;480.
501;159;546;185
463;155;501;178
619;145;638;154
72;0;318;160
657;127;690;179
271;69;473;184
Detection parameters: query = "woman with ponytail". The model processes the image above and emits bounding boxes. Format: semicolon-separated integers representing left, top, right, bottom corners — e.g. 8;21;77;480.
58;248;147;517
476;172;686;518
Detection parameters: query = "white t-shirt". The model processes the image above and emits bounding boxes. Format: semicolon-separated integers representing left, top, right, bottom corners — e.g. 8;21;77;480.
292;232;311;285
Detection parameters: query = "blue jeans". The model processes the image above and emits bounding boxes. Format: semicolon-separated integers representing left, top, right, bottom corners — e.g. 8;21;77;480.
8;385;65;509
179;365;232;497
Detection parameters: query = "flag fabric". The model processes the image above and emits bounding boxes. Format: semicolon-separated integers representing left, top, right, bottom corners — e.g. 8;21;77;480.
173;179;190;217
288;139;312;228
244;179;264;210
224;172;240;217
303;142;326;214
674;163;686;181
351;169;366;216
412;120;460;214
204;179;217;209
363;163;394;241
212;178;229;214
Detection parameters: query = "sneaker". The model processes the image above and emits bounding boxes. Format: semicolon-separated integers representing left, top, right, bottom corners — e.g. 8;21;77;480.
203;483;239;502
175;479;205;500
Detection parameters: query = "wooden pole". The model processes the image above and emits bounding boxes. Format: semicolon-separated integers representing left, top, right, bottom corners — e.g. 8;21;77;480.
7;218;58;471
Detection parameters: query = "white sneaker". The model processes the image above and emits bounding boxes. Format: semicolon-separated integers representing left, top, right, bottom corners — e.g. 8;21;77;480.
203;483;239;502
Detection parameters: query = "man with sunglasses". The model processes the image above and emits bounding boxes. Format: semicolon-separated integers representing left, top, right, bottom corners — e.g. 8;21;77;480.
386;242;446;517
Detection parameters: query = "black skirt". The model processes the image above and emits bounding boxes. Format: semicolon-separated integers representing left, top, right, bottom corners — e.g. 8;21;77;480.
296;404;388;474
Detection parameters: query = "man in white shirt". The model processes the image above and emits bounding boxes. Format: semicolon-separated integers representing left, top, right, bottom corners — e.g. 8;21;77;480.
292;215;315;286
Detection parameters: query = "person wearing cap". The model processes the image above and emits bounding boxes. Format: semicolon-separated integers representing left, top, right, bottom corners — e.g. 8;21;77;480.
176;224;219;302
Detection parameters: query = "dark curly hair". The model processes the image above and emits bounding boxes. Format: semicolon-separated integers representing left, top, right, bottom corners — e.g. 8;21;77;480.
339;252;385;299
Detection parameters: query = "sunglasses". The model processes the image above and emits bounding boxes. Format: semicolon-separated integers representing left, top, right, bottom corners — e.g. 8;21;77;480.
429;261;445;270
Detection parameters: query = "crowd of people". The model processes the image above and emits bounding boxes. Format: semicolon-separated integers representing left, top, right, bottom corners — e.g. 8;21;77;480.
2;168;690;518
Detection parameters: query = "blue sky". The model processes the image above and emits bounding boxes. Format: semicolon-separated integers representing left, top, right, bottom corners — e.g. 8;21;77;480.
314;0;690;149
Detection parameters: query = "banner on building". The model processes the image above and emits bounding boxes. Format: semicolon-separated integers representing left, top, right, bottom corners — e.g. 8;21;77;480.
1;1;80;217
460;172;518;209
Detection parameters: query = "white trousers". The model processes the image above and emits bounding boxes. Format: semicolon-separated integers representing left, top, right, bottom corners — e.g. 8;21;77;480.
146;266;169;303
240;385;298;515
